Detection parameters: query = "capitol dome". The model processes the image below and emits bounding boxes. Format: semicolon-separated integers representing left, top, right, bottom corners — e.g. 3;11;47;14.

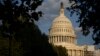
49;2;76;45
48;2;85;56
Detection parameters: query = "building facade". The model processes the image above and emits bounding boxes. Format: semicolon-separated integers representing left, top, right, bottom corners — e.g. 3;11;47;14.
49;2;84;56
84;45;95;56
95;49;100;56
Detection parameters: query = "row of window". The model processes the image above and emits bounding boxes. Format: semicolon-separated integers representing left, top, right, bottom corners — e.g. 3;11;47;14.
52;25;71;28
50;28;72;33
68;50;84;56
54;21;70;23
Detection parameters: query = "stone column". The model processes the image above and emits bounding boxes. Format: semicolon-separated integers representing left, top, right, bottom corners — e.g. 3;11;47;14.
53;36;55;43
76;50;79;56
59;36;61;42
67;50;70;56
63;36;65;42
68;49;72;56
58;36;59;43
81;50;82;56
61;36;63;42
82;50;84;56
81;50;83;56
78;50;81;56
55;36;56;42
73;38;74;43
56;36;57;43
75;50;76;56
71;37;72;43
76;50;77;56
55;36;56;43
80;50;81;56
71;50;72;56
59;36;60;43
65;36;67;42
72;50;74;56
56;36;58;42
80;50;82;56
72;50;75;56
70;37;72;43
67;36;69;43
58;36;59;42
62;36;63;42
66;36;67;42
69;37;70;43
73;50;75;56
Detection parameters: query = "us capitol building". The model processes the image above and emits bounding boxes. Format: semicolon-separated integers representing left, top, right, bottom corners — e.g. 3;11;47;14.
48;2;85;56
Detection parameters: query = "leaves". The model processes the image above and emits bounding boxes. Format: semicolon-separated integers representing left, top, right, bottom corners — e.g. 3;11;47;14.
53;46;68;56
0;0;59;56
68;0;100;44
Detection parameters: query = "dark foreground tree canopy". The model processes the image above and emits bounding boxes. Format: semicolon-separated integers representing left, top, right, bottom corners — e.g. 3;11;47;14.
53;45;68;56
68;0;100;44
0;0;59;56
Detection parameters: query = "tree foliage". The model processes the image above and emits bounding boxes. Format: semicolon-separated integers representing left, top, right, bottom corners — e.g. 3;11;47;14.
68;0;100;44
0;0;43;37
0;0;58;56
53;45;68;56
0;37;23;56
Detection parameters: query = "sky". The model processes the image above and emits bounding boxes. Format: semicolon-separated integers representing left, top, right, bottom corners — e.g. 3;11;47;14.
35;0;96;46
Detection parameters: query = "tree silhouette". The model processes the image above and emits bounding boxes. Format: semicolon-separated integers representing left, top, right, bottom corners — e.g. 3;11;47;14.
0;0;57;56
0;36;23;56
67;0;100;44
53;45;68;56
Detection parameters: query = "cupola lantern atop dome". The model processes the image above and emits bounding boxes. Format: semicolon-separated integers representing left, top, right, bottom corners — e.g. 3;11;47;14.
61;2;64;9
60;2;64;15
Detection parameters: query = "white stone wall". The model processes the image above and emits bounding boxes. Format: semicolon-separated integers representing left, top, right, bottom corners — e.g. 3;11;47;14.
95;49;100;56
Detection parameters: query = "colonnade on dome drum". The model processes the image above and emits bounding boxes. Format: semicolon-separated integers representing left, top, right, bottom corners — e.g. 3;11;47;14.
49;35;75;44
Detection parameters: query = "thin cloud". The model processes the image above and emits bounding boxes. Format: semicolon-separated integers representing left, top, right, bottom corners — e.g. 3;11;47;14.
75;27;82;32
